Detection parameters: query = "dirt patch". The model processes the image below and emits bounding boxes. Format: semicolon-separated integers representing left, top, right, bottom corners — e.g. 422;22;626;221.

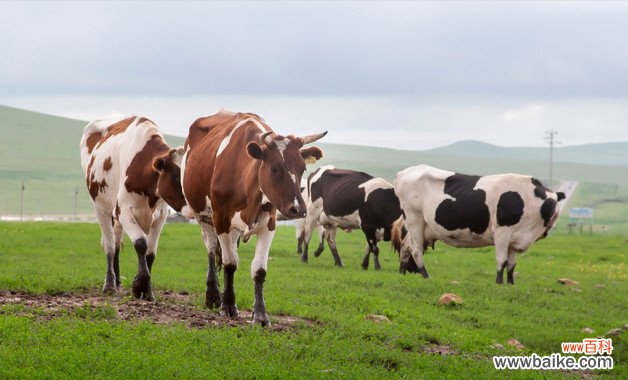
421;344;458;356
0;289;312;331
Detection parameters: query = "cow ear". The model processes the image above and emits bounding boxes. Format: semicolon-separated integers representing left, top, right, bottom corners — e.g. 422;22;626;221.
300;146;323;164
153;156;167;172
169;146;185;166
246;141;265;160
557;192;566;201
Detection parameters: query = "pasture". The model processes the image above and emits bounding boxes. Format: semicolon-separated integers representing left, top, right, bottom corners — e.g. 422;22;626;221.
0;221;625;378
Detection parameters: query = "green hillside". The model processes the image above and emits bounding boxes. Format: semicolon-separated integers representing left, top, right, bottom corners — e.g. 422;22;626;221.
427;140;628;167
313;142;628;187
0;105;627;220
0;105;183;217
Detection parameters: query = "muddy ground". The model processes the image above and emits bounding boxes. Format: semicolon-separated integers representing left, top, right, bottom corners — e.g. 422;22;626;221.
0;289;309;331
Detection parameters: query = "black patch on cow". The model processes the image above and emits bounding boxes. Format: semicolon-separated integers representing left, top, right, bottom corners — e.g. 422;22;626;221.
361;187;403;242
434;173;490;234
540;198;557;227
531;178;548;200
496;191;524;227
310;169;372;217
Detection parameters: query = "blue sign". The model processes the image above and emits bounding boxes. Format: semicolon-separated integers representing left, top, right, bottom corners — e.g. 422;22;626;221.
569;208;593;219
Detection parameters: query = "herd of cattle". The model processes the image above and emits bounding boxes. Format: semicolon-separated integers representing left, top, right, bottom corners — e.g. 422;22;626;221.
80;109;565;326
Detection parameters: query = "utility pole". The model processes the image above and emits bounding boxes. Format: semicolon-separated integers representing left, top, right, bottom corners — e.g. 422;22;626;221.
545;130;560;187
74;186;79;221
20;181;25;222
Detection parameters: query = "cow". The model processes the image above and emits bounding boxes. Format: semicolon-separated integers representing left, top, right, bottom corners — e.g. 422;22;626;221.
300;166;403;270
80;116;190;300
392;164;566;284
180;109;325;326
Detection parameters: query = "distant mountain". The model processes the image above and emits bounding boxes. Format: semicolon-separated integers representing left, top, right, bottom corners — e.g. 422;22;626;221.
426;140;628;167
0;104;626;216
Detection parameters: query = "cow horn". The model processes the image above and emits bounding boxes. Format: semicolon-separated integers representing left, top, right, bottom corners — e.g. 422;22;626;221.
260;131;275;147
301;131;327;144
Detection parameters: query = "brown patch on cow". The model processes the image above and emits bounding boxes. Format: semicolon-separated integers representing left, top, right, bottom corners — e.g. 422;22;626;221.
85;156;108;200
125;134;170;209
85;132;103;154
136;117;154;125
95;116;136;149
267;212;276;231
0;290;312;331
103;157;113;172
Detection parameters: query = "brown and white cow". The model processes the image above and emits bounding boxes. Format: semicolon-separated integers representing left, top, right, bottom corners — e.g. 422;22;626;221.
181;109;325;326
80;116;190;300
392;164;565;284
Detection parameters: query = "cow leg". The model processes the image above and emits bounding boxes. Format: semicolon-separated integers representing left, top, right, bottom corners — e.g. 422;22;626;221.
494;232;510;285
95;210;117;293
404;216;429;278
372;243;381;271
145;205;168;274
301;208;322;263
200;221;221;309
118;207;153;301
313;226;326;257
217;228;240;318
361;242;371;270
251;222;275;327
507;247;517;285
296;218;304;255
326;226;344;267
113;220;124;291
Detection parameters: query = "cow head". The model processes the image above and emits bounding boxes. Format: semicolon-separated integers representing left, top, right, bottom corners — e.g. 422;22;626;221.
153;147;190;216
246;131;326;219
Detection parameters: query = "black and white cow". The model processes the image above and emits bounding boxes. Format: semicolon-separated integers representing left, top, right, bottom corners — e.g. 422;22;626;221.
300;165;403;270
392;164;565;284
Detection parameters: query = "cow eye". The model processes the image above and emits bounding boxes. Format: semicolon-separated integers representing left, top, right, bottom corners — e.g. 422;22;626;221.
271;165;280;174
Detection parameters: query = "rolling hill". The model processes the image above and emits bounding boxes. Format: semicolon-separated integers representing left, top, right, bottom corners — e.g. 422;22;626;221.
426;140;628;167
1;104;626;219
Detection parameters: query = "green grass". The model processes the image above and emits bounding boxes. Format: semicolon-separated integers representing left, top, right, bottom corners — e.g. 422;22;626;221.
0;222;626;378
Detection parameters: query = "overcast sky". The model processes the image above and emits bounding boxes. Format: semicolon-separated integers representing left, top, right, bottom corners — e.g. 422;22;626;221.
1;1;627;149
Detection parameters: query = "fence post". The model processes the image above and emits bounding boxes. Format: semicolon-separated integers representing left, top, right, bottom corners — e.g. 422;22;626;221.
20;181;25;222
74;186;78;221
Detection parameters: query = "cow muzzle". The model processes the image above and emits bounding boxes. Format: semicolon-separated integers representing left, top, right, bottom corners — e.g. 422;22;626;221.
283;204;306;219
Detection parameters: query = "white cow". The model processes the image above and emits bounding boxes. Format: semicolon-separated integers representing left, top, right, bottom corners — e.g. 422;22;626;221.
392;164;565;284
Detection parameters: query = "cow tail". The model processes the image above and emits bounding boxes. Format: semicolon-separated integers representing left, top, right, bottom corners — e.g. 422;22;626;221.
391;216;406;255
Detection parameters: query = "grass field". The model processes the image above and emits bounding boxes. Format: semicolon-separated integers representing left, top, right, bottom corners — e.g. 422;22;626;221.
0;222;625;378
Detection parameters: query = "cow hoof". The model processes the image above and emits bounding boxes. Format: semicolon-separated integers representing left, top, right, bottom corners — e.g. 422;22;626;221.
335;262;344;268
220;304;239;318
253;312;271;327
300;257;308;264
102;284;117;294
361;264;368;270
140;291;155;302
418;267;430;279
132;272;152;299
205;289;221;309
314;249;324;258
374;266;382;271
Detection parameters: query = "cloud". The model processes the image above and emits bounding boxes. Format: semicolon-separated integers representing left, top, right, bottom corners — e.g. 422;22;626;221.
1;2;627;98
